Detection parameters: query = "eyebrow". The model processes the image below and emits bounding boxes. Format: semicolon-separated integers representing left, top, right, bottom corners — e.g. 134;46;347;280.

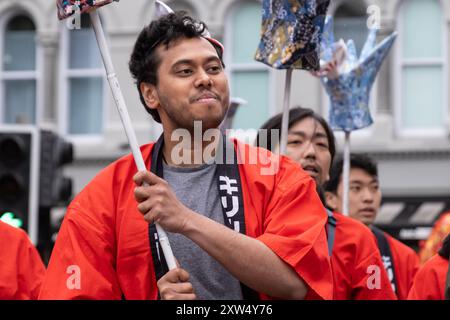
349;179;379;185
171;56;221;69
288;130;329;140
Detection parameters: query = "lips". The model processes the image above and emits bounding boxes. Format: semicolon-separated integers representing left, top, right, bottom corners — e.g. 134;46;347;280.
302;164;320;176
192;91;219;102
359;208;376;216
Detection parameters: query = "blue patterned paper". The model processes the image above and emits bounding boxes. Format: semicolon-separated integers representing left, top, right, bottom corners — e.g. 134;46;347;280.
255;0;330;71
320;16;397;132
57;0;117;20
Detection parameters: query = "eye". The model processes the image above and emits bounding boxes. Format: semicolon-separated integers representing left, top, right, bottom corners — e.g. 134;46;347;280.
350;185;361;192
287;139;303;146
177;69;193;76
207;65;222;74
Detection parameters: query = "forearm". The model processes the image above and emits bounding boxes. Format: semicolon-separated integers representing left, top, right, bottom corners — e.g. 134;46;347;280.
181;209;308;299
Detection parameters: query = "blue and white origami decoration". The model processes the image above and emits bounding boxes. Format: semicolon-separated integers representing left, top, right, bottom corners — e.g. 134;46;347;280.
255;0;330;71
319;16;397;131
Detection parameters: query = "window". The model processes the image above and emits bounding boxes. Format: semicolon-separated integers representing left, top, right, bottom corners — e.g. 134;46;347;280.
60;14;105;138
225;1;272;132
0;14;38;124
334;2;368;55
396;0;447;136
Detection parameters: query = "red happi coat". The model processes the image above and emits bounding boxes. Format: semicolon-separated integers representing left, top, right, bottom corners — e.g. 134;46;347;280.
39;140;333;300
408;254;448;300
330;213;397;300
0;221;46;299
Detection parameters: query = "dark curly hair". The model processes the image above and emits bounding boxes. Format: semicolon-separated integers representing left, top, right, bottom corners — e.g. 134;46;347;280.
129;11;225;123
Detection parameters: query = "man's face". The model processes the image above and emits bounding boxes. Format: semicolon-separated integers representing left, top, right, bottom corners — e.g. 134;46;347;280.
142;37;229;132
284;117;332;186
327;167;382;226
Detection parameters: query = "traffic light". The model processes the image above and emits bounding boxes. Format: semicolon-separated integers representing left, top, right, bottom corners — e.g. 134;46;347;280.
0;125;39;244
39;130;73;208
38;130;74;259
0;126;73;255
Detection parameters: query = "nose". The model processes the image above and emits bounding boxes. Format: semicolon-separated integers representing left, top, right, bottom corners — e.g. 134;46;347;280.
302;141;316;160
362;187;374;203
194;69;213;88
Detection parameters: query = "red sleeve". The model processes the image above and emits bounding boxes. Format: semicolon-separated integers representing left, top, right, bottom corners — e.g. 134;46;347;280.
39;166;122;300
18;232;46;299
0;222;46;300
408;255;447;300
351;249;397;300
331;216;396;300
256;162;333;300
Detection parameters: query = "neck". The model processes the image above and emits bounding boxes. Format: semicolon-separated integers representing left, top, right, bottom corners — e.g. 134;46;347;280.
162;128;220;167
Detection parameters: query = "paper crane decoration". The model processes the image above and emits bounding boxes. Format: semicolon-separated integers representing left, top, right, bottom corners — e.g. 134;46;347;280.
319;16;397;132
255;0;330;71
57;0;117;20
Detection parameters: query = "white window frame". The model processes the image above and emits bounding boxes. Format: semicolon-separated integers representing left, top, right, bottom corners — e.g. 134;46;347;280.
394;0;448;138
323;1;379;140
224;0;275;139
58;16;107;144
0;10;42;125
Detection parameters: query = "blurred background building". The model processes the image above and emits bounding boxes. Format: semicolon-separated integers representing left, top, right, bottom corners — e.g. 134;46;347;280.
0;0;449;250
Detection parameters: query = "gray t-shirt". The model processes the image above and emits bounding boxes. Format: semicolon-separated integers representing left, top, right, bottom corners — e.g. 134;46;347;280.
163;162;243;300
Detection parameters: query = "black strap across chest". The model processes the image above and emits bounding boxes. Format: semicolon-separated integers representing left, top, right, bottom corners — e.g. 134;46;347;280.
371;226;398;295
147;135;258;300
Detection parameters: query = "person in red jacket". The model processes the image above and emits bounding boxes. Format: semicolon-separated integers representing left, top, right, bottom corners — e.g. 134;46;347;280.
257;107;396;300
408;233;450;300
0;220;46;299
325;154;420;299
418;211;450;265
39;12;333;300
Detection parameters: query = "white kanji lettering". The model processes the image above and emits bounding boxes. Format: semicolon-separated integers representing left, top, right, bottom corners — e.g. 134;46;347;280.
219;176;238;195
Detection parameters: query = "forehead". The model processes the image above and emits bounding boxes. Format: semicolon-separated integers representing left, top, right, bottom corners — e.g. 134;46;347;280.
289;117;327;137
349;167;378;182
155;37;219;66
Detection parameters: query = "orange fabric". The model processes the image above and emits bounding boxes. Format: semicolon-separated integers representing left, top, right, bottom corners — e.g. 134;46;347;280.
39;141;333;300
408;254;448;300
419;212;450;265
385;233;420;300
0;221;46;300
330;213;396;300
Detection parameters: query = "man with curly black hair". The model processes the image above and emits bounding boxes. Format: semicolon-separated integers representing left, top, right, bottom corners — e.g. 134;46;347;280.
40;12;333;300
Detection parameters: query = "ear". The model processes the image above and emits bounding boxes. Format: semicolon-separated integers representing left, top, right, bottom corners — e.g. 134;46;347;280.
325;191;338;211
140;82;159;111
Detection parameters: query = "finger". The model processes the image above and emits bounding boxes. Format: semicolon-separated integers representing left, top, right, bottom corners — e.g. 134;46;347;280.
171;282;195;294
143;210;158;224
176;268;190;282
161;292;196;300
162;268;190;284
133;170;163;186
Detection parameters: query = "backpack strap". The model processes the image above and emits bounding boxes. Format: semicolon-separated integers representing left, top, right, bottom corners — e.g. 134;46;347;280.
326;209;337;257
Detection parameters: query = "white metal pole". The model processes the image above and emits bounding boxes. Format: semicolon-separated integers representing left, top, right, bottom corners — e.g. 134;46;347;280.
279;69;293;155
89;10;176;271
342;131;351;216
